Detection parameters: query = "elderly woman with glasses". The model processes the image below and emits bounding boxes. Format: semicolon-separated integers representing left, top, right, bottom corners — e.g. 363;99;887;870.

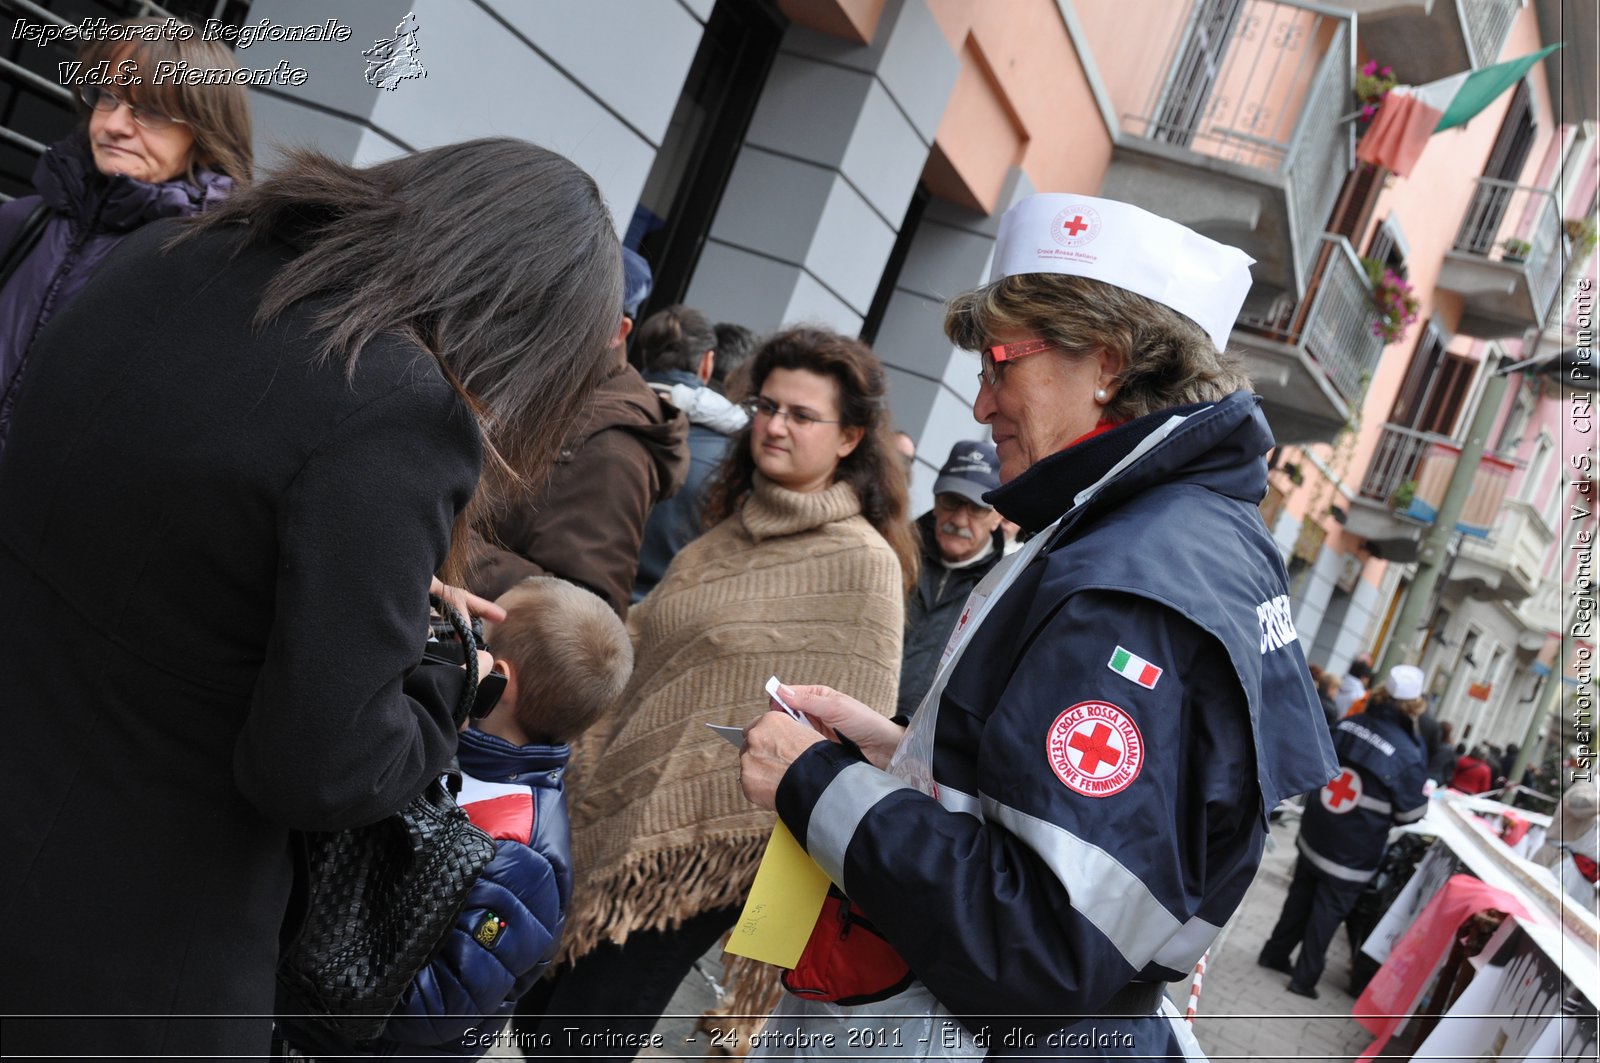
0;17;252;455
520;326;918;1054
735;194;1336;1059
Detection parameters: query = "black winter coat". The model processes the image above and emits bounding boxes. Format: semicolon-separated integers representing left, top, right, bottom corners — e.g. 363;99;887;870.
0;222;477;1056
0;134;232;453
897;511;1006;718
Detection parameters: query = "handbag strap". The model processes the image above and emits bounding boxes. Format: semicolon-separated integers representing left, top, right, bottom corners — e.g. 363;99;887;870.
0;202;51;289
428;592;481;724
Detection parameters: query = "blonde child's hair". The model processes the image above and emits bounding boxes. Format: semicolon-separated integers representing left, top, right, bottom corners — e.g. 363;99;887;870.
490;577;632;744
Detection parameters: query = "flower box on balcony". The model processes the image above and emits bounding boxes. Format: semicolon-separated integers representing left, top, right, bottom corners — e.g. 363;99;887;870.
1501;237;1532;263
1361;257;1420;344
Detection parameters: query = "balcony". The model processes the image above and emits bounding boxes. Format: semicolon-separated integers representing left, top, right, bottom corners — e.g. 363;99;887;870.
1437;179;1566;338
1357;0;1521;83
1345;422;1518;561
1233;236;1387;442
1454;500;1556;602
1514;580;1563;640
1107;0;1354;303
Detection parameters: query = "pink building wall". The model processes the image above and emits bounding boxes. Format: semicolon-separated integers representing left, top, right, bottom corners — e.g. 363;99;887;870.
924;0;1114;210
1270;4;1565;597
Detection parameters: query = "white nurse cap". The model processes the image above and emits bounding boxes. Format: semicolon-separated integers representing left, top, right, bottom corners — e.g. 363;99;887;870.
988;193;1255;352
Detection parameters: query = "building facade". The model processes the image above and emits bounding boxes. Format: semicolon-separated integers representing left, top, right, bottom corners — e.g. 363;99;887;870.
2;0;1594;758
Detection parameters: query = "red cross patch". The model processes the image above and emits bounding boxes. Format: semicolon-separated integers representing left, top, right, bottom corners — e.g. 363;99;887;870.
1320;768;1362;814
1045;701;1143;797
1050;204;1102;248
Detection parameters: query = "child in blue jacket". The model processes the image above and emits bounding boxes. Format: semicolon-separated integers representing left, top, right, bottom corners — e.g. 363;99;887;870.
280;577;632;1059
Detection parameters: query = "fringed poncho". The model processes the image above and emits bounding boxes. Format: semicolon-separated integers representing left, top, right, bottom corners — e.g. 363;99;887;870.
562;475;903;958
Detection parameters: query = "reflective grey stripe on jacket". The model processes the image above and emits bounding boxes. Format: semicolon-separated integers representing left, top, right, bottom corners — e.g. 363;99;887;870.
1296;835;1378;883
984;797;1221;972
806;762;913;888
803;762;1221;973
1392;800;1428;824
1356;794;1391;816
1343;790;1428;823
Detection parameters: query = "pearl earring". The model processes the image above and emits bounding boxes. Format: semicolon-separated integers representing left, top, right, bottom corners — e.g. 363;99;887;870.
1095;388;1108;403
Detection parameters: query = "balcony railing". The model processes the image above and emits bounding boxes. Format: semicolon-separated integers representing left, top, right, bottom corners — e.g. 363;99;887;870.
1462;0;1519;67
1123;0;1354;287
1453;178;1567;322
1460;499;1556;595
1358;423;1519;537
1359;423;1446;508
1235;235;1383;405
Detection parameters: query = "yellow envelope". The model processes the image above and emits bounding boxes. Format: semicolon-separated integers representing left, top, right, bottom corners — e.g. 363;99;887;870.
723;821;832;968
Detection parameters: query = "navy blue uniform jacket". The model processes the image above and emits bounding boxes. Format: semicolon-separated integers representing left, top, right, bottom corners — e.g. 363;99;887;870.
775;393;1337;1053
1298;700;1428;883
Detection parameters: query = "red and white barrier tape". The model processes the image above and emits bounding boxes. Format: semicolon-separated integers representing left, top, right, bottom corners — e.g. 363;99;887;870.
1185;949;1209;1023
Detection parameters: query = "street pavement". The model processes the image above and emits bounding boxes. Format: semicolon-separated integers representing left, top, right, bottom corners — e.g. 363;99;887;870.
493;815;1387;1060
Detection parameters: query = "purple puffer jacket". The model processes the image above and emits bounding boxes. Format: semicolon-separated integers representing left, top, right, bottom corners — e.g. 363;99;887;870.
0;134;233;452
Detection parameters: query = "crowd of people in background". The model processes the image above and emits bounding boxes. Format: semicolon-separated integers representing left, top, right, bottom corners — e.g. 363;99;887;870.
1309;656;1549;799
0;14;1586;1063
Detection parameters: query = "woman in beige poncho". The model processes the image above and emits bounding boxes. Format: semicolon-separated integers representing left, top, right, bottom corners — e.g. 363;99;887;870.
524;326;917;1054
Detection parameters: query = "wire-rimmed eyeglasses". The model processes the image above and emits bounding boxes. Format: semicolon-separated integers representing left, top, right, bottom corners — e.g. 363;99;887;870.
77;85;186;131
740;396;841;429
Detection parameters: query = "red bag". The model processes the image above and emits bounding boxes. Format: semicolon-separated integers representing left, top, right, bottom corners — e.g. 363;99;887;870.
781;889;914;1005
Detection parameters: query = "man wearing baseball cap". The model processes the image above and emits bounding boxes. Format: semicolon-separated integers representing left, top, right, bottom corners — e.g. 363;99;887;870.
1261;664;1429;998
897;441;1005;718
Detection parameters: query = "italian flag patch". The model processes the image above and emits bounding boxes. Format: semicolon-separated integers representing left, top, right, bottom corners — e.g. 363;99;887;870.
1108;646;1162;689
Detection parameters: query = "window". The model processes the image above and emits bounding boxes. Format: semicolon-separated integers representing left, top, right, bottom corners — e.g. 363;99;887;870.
626;0;784;321
1496;381;1535;451
860;183;929;345
1327;162;1383;244
1519;431;1553;505
1456;79;1537;252
1364;217;1409;279
1149;0;1246;148
1389;325;1475;436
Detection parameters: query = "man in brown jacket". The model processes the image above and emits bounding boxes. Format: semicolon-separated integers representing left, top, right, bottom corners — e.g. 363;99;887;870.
467;250;689;616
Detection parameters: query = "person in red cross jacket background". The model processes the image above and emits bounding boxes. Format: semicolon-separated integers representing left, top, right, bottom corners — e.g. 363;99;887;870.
1259;664;1430;998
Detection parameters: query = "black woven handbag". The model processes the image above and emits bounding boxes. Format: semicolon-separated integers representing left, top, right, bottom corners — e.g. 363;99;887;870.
275;596;497;1042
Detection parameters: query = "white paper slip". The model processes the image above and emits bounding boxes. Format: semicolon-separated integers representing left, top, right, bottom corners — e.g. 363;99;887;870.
706;723;746;749
765;675;809;725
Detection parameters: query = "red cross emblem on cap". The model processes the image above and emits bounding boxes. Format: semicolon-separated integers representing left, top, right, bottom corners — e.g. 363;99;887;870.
1320;768;1362;814
1061;215;1090;237
1046;701;1143;797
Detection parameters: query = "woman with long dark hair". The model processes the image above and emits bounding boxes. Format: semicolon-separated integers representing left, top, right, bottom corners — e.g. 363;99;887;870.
530;326;916;1053
0;137;623;1056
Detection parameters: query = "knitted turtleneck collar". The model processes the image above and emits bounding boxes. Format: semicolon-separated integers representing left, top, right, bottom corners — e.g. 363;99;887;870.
740;474;861;542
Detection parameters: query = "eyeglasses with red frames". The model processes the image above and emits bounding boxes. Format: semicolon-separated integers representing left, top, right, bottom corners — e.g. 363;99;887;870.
978;338;1054;388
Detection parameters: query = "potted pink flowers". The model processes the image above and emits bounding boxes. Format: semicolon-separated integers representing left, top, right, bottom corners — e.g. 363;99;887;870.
1355;61;1397;122
1361;257;1420;343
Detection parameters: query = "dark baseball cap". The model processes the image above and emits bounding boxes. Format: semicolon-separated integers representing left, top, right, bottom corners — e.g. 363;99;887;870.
932;440;1000;506
622;247;653;320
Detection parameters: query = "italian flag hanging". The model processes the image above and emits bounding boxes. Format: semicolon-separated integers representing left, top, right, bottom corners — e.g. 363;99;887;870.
1109;646;1162;689
1356;44;1564;177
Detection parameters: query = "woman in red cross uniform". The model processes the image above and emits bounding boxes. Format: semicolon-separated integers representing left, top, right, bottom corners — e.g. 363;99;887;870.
1259;664;1430;997
730;192;1337;1059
